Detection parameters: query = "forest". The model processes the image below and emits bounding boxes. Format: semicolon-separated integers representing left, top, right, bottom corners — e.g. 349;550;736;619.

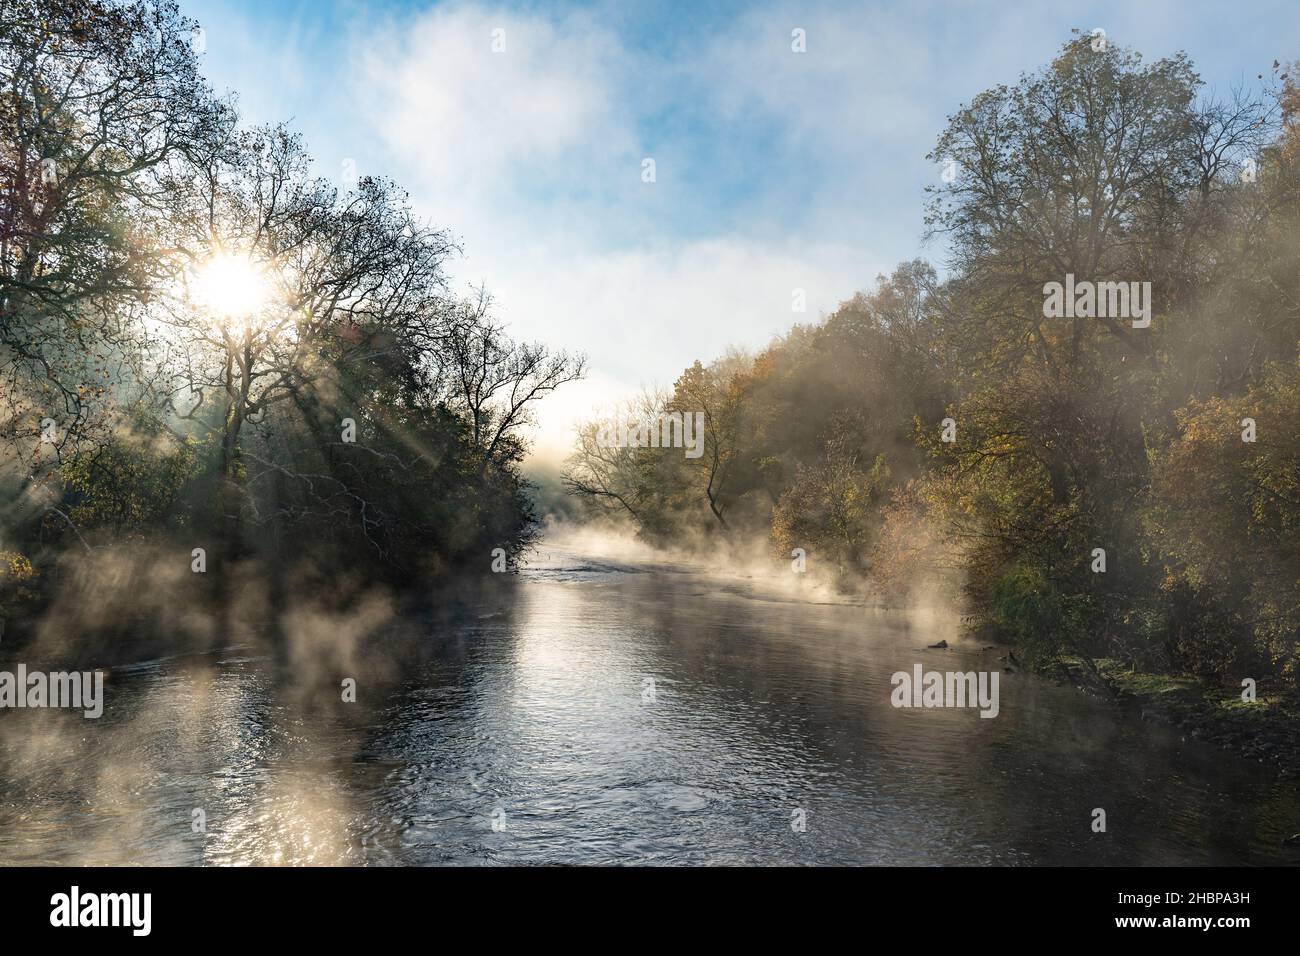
566;33;1300;697
0;0;1297;878
4;3;1298;705
0;0;584;653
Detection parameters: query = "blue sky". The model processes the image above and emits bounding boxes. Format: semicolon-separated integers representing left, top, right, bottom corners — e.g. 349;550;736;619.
181;0;1300;460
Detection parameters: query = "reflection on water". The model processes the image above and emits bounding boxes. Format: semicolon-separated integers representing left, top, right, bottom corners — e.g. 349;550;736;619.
1;542;1297;865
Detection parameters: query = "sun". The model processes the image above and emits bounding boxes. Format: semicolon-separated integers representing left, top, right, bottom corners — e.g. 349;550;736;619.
191;251;271;320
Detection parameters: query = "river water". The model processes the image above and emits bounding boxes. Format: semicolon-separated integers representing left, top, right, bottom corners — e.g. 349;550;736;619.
1;538;1296;865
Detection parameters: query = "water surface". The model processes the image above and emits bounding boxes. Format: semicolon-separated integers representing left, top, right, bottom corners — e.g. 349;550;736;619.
1;541;1296;865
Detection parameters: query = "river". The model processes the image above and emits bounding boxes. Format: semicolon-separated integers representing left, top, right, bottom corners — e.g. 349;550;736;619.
1;537;1296;865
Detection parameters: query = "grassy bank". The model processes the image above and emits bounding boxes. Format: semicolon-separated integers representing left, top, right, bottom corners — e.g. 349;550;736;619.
1049;657;1299;777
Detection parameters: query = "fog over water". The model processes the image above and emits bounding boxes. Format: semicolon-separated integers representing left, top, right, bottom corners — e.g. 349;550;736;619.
0;533;1295;866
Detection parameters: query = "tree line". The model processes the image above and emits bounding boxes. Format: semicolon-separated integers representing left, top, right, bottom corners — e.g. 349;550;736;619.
566;34;1300;692
0;0;583;636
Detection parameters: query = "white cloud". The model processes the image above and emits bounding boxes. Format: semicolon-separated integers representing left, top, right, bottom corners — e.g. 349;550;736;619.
345;2;911;463
356;4;635;238
489;237;876;370
193;0;1300;471
695;3;939;144
187;0;1300;478
499;237;881;462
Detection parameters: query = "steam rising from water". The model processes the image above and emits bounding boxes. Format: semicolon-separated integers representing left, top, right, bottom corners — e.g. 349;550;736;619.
0;529;1292;865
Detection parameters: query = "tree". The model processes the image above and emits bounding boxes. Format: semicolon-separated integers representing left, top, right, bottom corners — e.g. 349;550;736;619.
563;390;692;537
443;290;586;476
154;124;459;553
670;358;749;531
0;0;220;536
1149;363;1300;680
0;0;583;615
771;435;890;577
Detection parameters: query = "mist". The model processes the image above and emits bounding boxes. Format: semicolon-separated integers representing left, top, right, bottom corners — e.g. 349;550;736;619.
2;0;1297;884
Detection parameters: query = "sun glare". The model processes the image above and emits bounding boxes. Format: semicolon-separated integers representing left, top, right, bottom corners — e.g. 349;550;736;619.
192;252;271;320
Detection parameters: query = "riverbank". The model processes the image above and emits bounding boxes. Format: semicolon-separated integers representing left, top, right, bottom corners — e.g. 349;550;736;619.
1049;657;1300;777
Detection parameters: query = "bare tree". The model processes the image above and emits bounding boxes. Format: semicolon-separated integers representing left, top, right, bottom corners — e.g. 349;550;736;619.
444;290;586;475
562;390;668;523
